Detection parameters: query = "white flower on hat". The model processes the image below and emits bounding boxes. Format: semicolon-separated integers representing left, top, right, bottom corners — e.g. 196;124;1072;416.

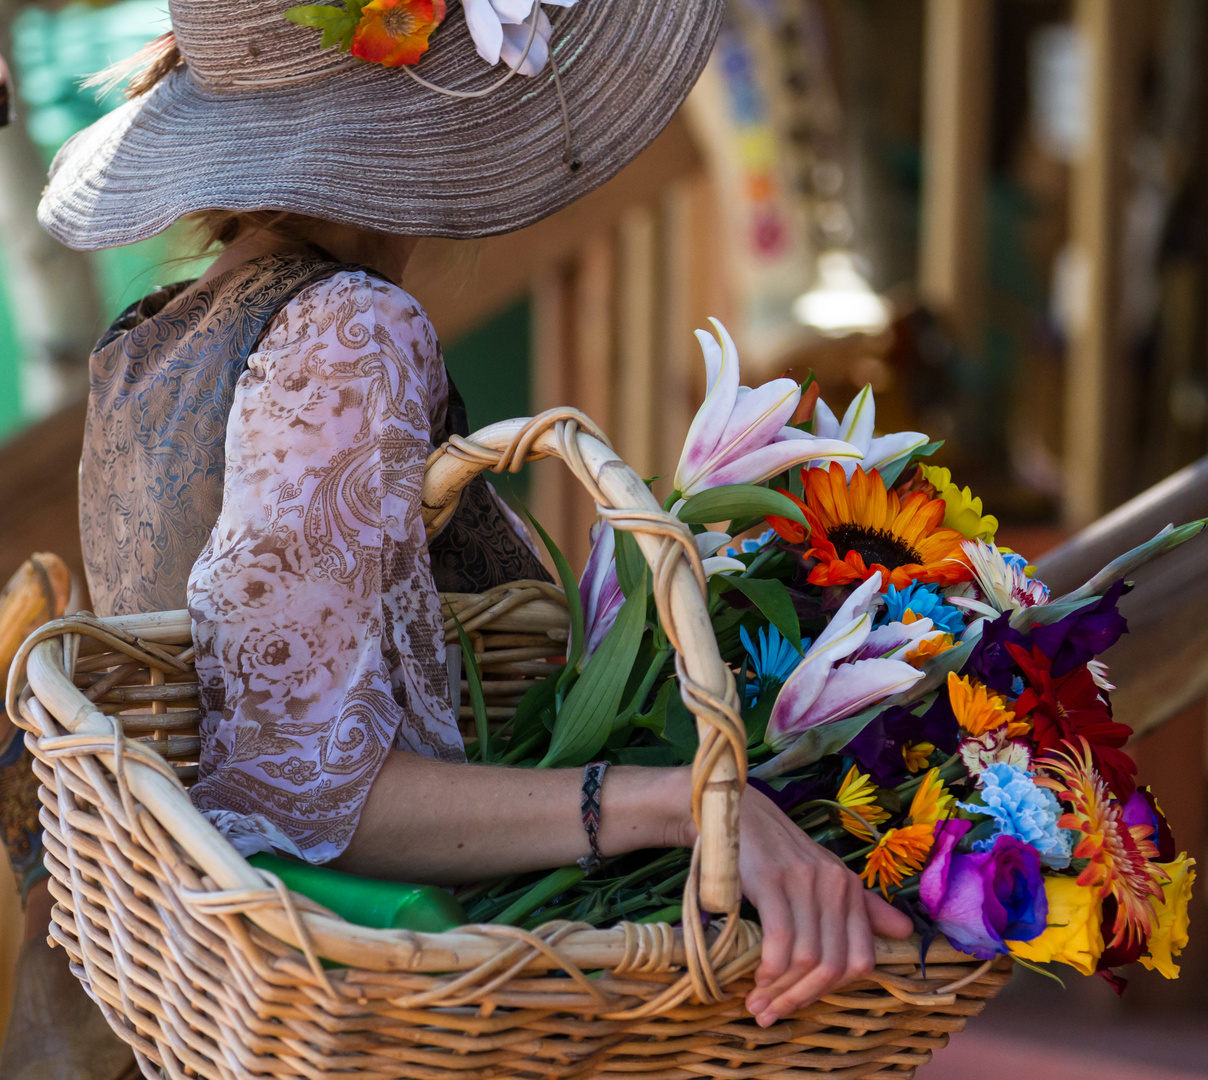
463;0;576;76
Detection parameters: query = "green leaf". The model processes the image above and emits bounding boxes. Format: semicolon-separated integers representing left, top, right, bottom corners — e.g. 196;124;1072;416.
510;671;560;742
539;567;648;768
631;679;675;736
614;529;648;600
450;613;491;763
284;4;346;29
661;682;700;764
716;575;803;654
609;746;679;767
522;507;586;680
743;694;775;748
677;485;808;531
1050;519;1208;607
879;441;943;488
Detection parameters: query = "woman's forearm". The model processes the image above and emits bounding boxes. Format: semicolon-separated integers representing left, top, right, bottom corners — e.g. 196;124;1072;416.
332;752;693;884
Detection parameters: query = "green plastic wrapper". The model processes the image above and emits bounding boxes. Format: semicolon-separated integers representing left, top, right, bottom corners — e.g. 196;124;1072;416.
248;853;467;933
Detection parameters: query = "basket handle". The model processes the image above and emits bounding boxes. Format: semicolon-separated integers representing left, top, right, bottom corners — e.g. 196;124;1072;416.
423;408;747;915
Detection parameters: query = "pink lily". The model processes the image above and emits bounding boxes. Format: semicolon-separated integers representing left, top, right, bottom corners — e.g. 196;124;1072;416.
765;573;926;751
575;526;743;670
672;319;861;497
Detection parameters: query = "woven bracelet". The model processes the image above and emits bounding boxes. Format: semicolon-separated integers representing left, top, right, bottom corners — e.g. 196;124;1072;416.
577;761;609;876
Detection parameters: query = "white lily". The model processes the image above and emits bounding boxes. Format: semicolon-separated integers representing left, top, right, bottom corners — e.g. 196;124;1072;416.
672;319;861;498
946;540;1050;621
575;526;742;668
463;0;574;75
765;573;926;750
811;385;929;480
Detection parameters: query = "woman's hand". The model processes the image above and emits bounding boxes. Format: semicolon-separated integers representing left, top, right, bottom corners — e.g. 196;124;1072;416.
736;784;914;1026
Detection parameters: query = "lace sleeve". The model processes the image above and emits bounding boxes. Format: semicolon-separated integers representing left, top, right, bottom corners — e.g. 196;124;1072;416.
187;271;464;864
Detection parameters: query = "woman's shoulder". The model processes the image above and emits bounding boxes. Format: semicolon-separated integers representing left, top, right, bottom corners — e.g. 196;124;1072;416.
259;268;442;371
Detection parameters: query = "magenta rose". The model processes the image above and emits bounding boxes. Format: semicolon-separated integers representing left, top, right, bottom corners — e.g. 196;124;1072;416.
920;819;1048;960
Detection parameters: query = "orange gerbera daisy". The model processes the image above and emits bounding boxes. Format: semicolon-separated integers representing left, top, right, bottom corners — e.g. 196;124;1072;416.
860;824;934;894
352;0;446;66
947;672;1030;737
768;463;972;591
1036;739;1165;950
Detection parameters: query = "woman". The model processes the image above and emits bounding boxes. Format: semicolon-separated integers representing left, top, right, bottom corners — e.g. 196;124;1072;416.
27;0;911;1056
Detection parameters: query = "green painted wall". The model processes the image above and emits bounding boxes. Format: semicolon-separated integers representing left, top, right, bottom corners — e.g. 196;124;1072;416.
0;1;172;440
442;301;533;497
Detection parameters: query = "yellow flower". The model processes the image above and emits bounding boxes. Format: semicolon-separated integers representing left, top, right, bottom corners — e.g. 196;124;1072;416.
947;671;1014;736
902;741;935;773
836;765;890;840
1009;876;1105;976
921;465;998;542
1140;854;1196;979
909;767;955;826
906;632;956;668
860;824;934;895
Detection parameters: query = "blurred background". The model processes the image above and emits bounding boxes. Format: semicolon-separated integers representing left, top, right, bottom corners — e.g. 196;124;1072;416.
0;1;1206;1076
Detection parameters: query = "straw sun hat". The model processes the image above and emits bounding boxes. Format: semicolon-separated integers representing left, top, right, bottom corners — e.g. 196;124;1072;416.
38;0;725;250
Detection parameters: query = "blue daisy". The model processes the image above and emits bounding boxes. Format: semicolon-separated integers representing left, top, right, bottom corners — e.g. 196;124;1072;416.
880;582;965;636
740;624;805;704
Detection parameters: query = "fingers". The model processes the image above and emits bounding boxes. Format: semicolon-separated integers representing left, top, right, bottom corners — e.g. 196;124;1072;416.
864;889;915;938
746;880;793;1006
754;868;851;1025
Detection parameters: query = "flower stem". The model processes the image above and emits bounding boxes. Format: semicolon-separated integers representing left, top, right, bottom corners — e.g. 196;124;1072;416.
493;865;584;926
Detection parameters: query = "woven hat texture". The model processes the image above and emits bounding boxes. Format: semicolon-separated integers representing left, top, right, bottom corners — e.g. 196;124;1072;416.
39;0;725;250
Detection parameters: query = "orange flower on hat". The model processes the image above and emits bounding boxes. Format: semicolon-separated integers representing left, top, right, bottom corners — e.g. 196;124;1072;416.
352;0;447;67
768;463;973;591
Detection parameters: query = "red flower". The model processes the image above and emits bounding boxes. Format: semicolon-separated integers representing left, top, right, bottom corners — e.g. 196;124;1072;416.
1007;642;1137;798
352;0;446;67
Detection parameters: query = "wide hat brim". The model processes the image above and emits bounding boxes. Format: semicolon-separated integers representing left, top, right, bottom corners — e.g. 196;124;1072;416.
39;1;724;251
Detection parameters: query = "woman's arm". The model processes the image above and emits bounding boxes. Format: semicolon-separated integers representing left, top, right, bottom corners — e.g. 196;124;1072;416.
333;756;688;881
336;754;914;1026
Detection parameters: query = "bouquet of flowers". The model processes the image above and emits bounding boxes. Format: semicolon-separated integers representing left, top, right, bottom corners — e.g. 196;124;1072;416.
458;319;1198;992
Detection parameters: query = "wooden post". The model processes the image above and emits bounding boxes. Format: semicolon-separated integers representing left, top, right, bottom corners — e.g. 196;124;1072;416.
918;0;993;351
616;206;660;481
530;268;575;562
569;236;616;560
1064;0;1136;527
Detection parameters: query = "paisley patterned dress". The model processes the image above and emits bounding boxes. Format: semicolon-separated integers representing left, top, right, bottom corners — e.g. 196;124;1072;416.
78;255;548;864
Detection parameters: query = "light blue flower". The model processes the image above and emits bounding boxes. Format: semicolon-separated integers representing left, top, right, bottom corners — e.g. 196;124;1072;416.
1001;552;1030;575
740;624;806;704
727;528;780;558
958;762;1074;869
879;582;965;636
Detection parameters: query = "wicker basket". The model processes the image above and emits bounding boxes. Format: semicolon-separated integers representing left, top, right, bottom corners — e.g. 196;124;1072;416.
8;409;1011;1080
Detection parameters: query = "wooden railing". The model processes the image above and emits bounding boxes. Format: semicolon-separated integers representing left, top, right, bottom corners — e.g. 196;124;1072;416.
1036;455;1208;738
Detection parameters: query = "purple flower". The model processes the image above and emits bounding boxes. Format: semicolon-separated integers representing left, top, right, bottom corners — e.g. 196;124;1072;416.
920;819;1048;960
845;697;959;786
965;612;1030;694
1029;580;1129;677
1121;786;1175;862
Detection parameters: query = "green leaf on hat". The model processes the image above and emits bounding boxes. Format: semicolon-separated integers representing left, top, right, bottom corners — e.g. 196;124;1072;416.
284;4;360;51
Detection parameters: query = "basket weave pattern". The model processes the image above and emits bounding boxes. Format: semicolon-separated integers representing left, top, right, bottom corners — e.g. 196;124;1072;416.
10;410;1011;1079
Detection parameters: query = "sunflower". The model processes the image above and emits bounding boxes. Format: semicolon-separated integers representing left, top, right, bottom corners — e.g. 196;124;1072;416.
769;463;973;591
1035;739;1164;950
352;0;446;67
